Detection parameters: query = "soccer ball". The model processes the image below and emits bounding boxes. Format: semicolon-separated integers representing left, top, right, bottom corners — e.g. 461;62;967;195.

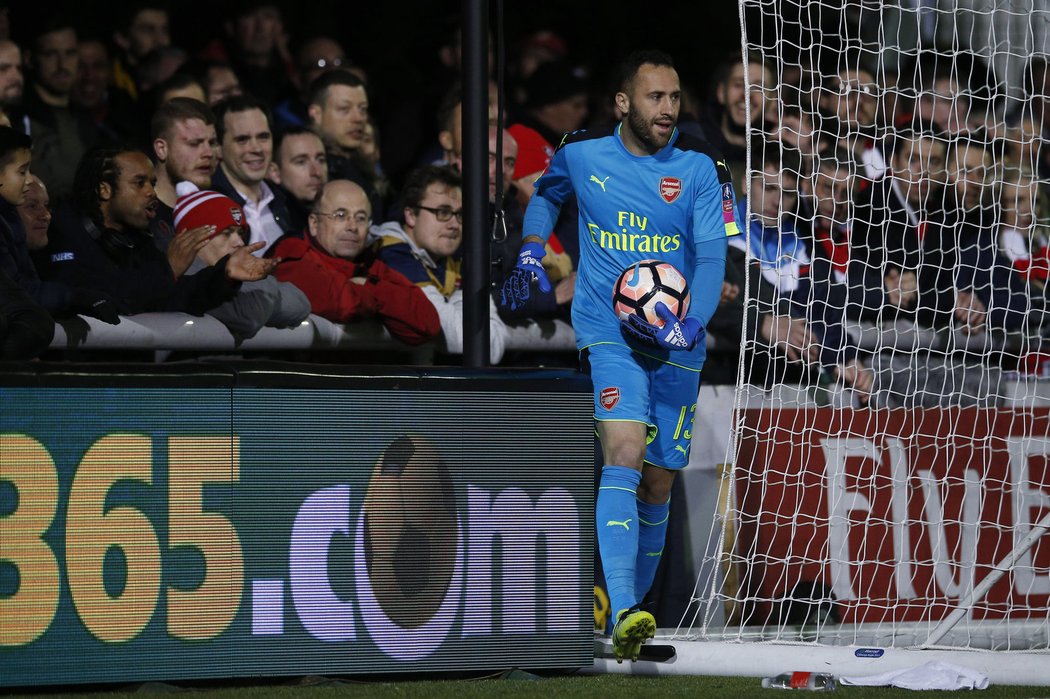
612;259;690;327
362;435;457;629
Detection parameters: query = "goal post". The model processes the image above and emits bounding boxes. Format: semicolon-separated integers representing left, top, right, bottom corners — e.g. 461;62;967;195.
599;0;1050;684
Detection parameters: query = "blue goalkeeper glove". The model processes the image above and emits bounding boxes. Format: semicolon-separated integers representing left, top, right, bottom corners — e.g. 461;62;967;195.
500;240;552;311
622;302;705;351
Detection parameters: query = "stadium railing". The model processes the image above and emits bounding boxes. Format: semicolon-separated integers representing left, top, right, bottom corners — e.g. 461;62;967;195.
48;312;579;360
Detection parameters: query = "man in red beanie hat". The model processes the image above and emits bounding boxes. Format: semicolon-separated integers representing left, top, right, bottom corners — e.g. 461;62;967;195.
172;181;309;339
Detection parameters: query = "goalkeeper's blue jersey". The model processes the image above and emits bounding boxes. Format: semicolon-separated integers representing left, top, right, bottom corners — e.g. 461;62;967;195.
525;123;738;369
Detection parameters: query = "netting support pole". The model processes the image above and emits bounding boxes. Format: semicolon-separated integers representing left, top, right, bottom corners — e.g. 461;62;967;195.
921;508;1050;649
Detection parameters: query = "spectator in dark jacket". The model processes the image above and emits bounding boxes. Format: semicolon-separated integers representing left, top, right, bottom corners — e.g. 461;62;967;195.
849;122;947;324
199;3;296;108
266;126;327;234
150;97;219;251
42;147;275;316
306;70;384;219
0;127;118;323
24;19;98;204
735;145;873;401
211;94;295;254
922;137;1029;334
16;174;50;252
0;267;53;359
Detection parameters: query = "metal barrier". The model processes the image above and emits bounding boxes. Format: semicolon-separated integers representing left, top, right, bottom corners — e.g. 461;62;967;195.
49;313;578;356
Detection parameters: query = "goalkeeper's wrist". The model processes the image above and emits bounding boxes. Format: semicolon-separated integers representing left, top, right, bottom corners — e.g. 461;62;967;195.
679;316;704;351
518;240;546;265
522;235;546;245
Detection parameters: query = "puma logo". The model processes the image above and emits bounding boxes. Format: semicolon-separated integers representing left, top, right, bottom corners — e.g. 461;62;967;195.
590;174;610;191
675;445;688;454
717;159;727;169
605;518;632;531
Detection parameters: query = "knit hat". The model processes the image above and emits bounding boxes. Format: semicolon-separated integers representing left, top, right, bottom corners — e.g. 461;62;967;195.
173;181;246;237
508;123;554;179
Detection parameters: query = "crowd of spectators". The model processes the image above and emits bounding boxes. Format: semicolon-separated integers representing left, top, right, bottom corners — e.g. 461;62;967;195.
0;2;585;365
0;1;1046;404
725;43;1050;406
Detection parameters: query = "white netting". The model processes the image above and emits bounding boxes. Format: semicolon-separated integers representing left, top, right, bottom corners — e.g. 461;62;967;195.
684;0;1050;666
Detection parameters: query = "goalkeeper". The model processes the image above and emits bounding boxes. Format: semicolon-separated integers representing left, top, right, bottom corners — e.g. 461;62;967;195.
501;49;735;662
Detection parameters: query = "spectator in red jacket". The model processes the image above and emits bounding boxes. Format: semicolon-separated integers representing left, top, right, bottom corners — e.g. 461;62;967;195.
269;179;439;345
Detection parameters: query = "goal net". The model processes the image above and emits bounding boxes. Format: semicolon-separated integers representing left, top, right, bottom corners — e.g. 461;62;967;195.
674;0;1050;684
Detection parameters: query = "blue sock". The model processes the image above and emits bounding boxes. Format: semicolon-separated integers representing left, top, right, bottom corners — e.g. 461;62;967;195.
634;497;670;605
596;465;642;623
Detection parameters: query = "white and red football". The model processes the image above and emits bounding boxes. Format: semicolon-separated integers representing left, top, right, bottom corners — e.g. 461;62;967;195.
612;259;691;327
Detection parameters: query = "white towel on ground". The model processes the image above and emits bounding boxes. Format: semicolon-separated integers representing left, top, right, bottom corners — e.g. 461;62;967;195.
841;660;989;690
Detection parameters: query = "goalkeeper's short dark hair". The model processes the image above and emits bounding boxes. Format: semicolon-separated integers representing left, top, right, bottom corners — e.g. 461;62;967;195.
615;50;675;94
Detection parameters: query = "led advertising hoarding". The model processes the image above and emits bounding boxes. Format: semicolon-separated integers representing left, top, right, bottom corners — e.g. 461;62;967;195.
733;407;1050;625
1;371;594;687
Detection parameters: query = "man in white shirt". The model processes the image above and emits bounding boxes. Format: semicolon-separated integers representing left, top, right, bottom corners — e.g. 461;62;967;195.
211;94;295;254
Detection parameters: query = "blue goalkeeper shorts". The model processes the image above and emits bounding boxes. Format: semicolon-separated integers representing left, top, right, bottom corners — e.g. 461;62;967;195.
583;342;701;470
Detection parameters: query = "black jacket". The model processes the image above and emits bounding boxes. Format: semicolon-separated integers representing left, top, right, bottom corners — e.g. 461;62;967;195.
22;86;99;205
211;166;297;239
0;267;54;359
921;204;1030;332
42;206;239;315
0;199;74;313
847;177;930;324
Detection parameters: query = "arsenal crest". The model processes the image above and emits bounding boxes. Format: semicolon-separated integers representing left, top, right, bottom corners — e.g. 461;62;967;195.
600;386;621;410
230;207;243;224
659;176;682;203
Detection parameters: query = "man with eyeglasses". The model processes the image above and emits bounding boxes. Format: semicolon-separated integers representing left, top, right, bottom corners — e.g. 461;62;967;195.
376;164;509;362
918;136;1027;338
268;179;439;346
817;63;885;178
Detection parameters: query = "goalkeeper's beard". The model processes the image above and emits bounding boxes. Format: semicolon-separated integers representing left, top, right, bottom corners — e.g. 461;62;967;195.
626;109;674;152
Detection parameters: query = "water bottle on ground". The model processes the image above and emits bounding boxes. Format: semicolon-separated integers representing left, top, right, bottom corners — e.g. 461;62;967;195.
761;671;837;691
